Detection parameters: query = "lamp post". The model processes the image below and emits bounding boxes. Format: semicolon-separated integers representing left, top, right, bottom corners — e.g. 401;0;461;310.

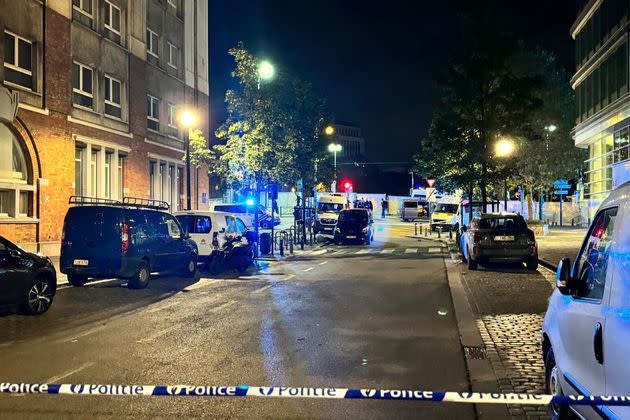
328;143;342;179
495;137;517;212
179;110;197;210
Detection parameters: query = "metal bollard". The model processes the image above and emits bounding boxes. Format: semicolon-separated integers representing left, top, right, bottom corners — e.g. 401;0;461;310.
279;237;284;256
415;224;418;236
438;227;442;238
449;229;453;240
571;218;575;226
289;235;294;254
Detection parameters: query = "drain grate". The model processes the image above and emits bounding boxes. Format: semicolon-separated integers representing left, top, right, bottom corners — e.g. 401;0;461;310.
463;345;487;360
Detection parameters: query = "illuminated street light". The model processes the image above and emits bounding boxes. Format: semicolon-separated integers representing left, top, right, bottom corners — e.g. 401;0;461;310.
495;137;516;158
258;60;275;81
545;124;557;133
179;110;198;211
328;143;342;179
324;125;335;136
179;110;197;128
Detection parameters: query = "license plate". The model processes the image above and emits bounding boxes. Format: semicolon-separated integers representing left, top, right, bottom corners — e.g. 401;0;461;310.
73;259;89;266
494;235;515;241
346;235;356;239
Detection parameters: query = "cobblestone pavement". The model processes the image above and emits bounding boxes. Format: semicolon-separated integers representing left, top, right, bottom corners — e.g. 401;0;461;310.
459;261;556;419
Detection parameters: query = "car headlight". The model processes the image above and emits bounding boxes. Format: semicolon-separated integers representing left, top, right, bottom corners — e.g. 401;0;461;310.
335;227;341;233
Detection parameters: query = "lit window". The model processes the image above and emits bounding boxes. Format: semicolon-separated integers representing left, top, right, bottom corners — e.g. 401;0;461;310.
147;28;159;58
104;1;121;34
168;42;178;69
72;0;93;18
72;62;94;108
168;104;177;128
147;95;160;131
104;74;122;118
3;31;34;90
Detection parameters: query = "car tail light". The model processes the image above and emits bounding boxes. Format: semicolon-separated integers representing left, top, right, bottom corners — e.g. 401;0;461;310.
212;232;219;248
121;223;130;254
473;232;483;244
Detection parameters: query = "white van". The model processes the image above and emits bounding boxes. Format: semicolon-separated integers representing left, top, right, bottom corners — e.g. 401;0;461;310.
542;181;630;419
430;196;460;231
313;194;346;235
209;203;280;229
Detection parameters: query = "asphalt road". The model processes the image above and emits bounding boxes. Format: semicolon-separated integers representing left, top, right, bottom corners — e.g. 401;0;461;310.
0;219;474;419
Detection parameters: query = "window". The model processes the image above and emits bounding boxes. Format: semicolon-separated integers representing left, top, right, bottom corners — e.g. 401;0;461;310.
75;147;84;195
118;155;125;198
573;207;618;300
168;43;178;69
168;104;177;128
4;31;34;90
104;1;121;34
90;149;98;196
72;0;93;17
147;28;159;58
104;152;112;198
147;95;160;131
234;217;248;234
177;215;211;234
0;124;33;218
76;143;125;198
149;161;157;198
73;62;93;108
164;215;181;238
104;75;122;118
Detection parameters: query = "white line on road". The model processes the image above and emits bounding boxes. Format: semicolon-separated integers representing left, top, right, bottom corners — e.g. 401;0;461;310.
310;249;328;255
284;274;296;280
429;247;442;253
303;267;315;272
318;261;328;266
59;324;108;343
252;285;271;294
405;248;418;254
331;250;347;255
43;362;95;384
182;279;217;292
380;248;395;254
137;325;179;344
356;249;372;254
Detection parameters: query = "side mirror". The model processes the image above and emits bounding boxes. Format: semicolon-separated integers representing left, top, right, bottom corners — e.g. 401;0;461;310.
556;257;572;295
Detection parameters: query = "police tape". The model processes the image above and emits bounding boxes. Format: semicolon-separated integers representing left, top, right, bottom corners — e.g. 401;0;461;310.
2;382;630;406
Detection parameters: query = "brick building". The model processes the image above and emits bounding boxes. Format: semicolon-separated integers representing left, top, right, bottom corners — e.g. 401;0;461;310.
0;0;210;255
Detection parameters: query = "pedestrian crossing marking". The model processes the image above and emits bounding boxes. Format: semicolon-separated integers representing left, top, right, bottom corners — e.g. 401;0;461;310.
356;249;372;254
428;247;442;253
404;248;418;254
331;250;347;255
310;249;328;255
380;248;395;254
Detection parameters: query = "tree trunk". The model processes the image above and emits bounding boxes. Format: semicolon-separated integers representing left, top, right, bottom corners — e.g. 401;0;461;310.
526;182;534;221
468;182;474;224
480;162;488;210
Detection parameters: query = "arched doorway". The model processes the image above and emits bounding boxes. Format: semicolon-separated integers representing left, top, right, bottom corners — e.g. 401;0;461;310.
0;123;35;218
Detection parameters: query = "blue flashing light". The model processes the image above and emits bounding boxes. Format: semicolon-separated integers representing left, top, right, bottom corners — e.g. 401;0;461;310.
245;198;256;207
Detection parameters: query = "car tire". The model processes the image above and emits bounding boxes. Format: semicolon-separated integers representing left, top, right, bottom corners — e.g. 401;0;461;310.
467;253;478;270
67;274;87;287
545;349;571;420
183;256;197;278
128;260;150;289
22;277;54;315
526;256;539;271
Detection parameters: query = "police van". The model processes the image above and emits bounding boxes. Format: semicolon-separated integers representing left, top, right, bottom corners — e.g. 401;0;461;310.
313;194;346;235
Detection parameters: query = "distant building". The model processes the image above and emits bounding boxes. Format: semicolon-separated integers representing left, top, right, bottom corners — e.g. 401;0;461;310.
572;0;630;216
331;121;366;161
0;0;210;255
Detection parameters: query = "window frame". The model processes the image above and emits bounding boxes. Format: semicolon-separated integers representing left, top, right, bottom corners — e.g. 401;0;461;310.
167;103;177;128
167;42;178;69
167;0;177;9
104;0;121;35
146;28;159;58
147;94;160;131
72;61;94;109
3;30;34;91
104;74;122;118
72;0;93;19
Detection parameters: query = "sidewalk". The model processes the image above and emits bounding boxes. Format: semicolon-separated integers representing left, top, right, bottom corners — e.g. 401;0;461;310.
536;227;586;269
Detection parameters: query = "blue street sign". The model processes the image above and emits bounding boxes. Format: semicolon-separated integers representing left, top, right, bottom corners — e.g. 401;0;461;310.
554;190;569;195
553;179;570;189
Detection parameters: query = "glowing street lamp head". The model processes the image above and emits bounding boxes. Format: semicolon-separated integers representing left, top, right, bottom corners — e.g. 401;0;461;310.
324;125;335;136
495;137;516;158
328;143;342;153
179;110;197;128
546;124;558;132
258;60;275;81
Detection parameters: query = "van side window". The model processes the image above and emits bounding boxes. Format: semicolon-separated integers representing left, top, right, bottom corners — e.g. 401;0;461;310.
164;215;182;238
573;207;618;300
225;216;238;234
194;216;211;234
235;217;247;234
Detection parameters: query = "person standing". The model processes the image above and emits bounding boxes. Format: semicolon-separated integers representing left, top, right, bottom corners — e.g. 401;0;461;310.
381;197;389;219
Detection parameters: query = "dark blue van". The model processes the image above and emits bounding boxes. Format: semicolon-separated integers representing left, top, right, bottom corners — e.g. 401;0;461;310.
60;197;198;289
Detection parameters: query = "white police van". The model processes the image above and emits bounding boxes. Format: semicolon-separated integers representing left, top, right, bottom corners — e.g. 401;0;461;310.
542;181;630;420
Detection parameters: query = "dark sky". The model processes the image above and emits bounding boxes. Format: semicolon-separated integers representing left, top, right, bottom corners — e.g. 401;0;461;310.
209;0;577;164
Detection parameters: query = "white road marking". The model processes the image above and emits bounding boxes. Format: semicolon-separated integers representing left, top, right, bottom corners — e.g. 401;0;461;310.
310;249;327;255
284;274;296;280
405;248;418;254
146;301;180;314
44;362;95;384
252;285;272;294
183;279;217;292
59;324;108;343
137;325;179;344
303;267;315;272
318;260;328;266
429;247;442;253
380;248;395;254
356;249;372;254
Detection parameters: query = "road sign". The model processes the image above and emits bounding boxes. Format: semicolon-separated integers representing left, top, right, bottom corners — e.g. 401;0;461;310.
553;179;570;189
426;188;437;202
553;190;569;195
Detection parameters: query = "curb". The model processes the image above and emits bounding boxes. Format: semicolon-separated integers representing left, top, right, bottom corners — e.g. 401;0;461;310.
539;258;556;272
444;259;509;420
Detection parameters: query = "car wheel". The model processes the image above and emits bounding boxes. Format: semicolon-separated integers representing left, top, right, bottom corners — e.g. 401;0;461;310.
67;274;87;287
467;252;478;270
526;256;539;271
23;277;54;315
545;349;571;420
183;256;197;278
128;260;150;289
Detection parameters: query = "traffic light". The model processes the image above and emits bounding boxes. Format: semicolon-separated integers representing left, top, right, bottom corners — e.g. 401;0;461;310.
343;180;353;192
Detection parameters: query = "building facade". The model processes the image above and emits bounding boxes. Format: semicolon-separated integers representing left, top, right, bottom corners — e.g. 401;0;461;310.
0;0;210;255
331;121;366;162
572;0;630;216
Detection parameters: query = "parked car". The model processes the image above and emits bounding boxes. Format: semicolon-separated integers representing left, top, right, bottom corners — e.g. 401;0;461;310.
209;203;280;229
174;210;256;273
542;182;629;420
60;197;198;289
334;208;374;245
0;236;57;315
460;213;538;270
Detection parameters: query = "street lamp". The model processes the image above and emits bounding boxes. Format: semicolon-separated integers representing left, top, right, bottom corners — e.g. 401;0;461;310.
545;124;557;133
328;143;342;178
494;137;517;211
257;60;275;89
324;125;335;136
179;110;198;211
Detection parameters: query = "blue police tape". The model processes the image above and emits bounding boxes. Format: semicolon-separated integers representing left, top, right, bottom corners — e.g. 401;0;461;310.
2;382;630;406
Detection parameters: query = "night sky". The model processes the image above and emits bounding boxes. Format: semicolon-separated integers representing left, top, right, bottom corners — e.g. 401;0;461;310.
209;0;577;165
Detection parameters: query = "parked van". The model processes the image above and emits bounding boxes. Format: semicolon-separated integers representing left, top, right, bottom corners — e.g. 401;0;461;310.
430;196;460;231
542;181;630;419
60;197;198;289
313;194;346;235
209;203;280;229
400;199;428;221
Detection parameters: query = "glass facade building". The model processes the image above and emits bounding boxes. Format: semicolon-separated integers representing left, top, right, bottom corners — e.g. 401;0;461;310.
572;0;630;216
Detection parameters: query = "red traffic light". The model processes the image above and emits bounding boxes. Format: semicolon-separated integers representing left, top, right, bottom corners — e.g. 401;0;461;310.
426;177;436;188
342;180;353;192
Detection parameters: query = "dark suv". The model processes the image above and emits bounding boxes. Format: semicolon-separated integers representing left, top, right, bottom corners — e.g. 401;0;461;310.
60;197;198;289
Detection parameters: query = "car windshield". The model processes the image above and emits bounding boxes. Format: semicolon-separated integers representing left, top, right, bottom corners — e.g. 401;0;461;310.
318;203;344;213
338;210;368;222
477;217;527;230
435;204;458;213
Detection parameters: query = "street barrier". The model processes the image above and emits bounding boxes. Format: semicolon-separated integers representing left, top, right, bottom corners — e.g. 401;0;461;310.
2;382;630;407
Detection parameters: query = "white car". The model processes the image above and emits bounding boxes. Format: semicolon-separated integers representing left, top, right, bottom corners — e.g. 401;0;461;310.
209;203;280;229
542;181;629;419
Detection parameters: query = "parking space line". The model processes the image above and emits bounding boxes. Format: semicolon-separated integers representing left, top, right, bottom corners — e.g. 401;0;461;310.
137;325;179;344
43;362;95;384
310;249;328;255
303;267;315;272
404;248;418;254
380;248;395;254
428;247;442;253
